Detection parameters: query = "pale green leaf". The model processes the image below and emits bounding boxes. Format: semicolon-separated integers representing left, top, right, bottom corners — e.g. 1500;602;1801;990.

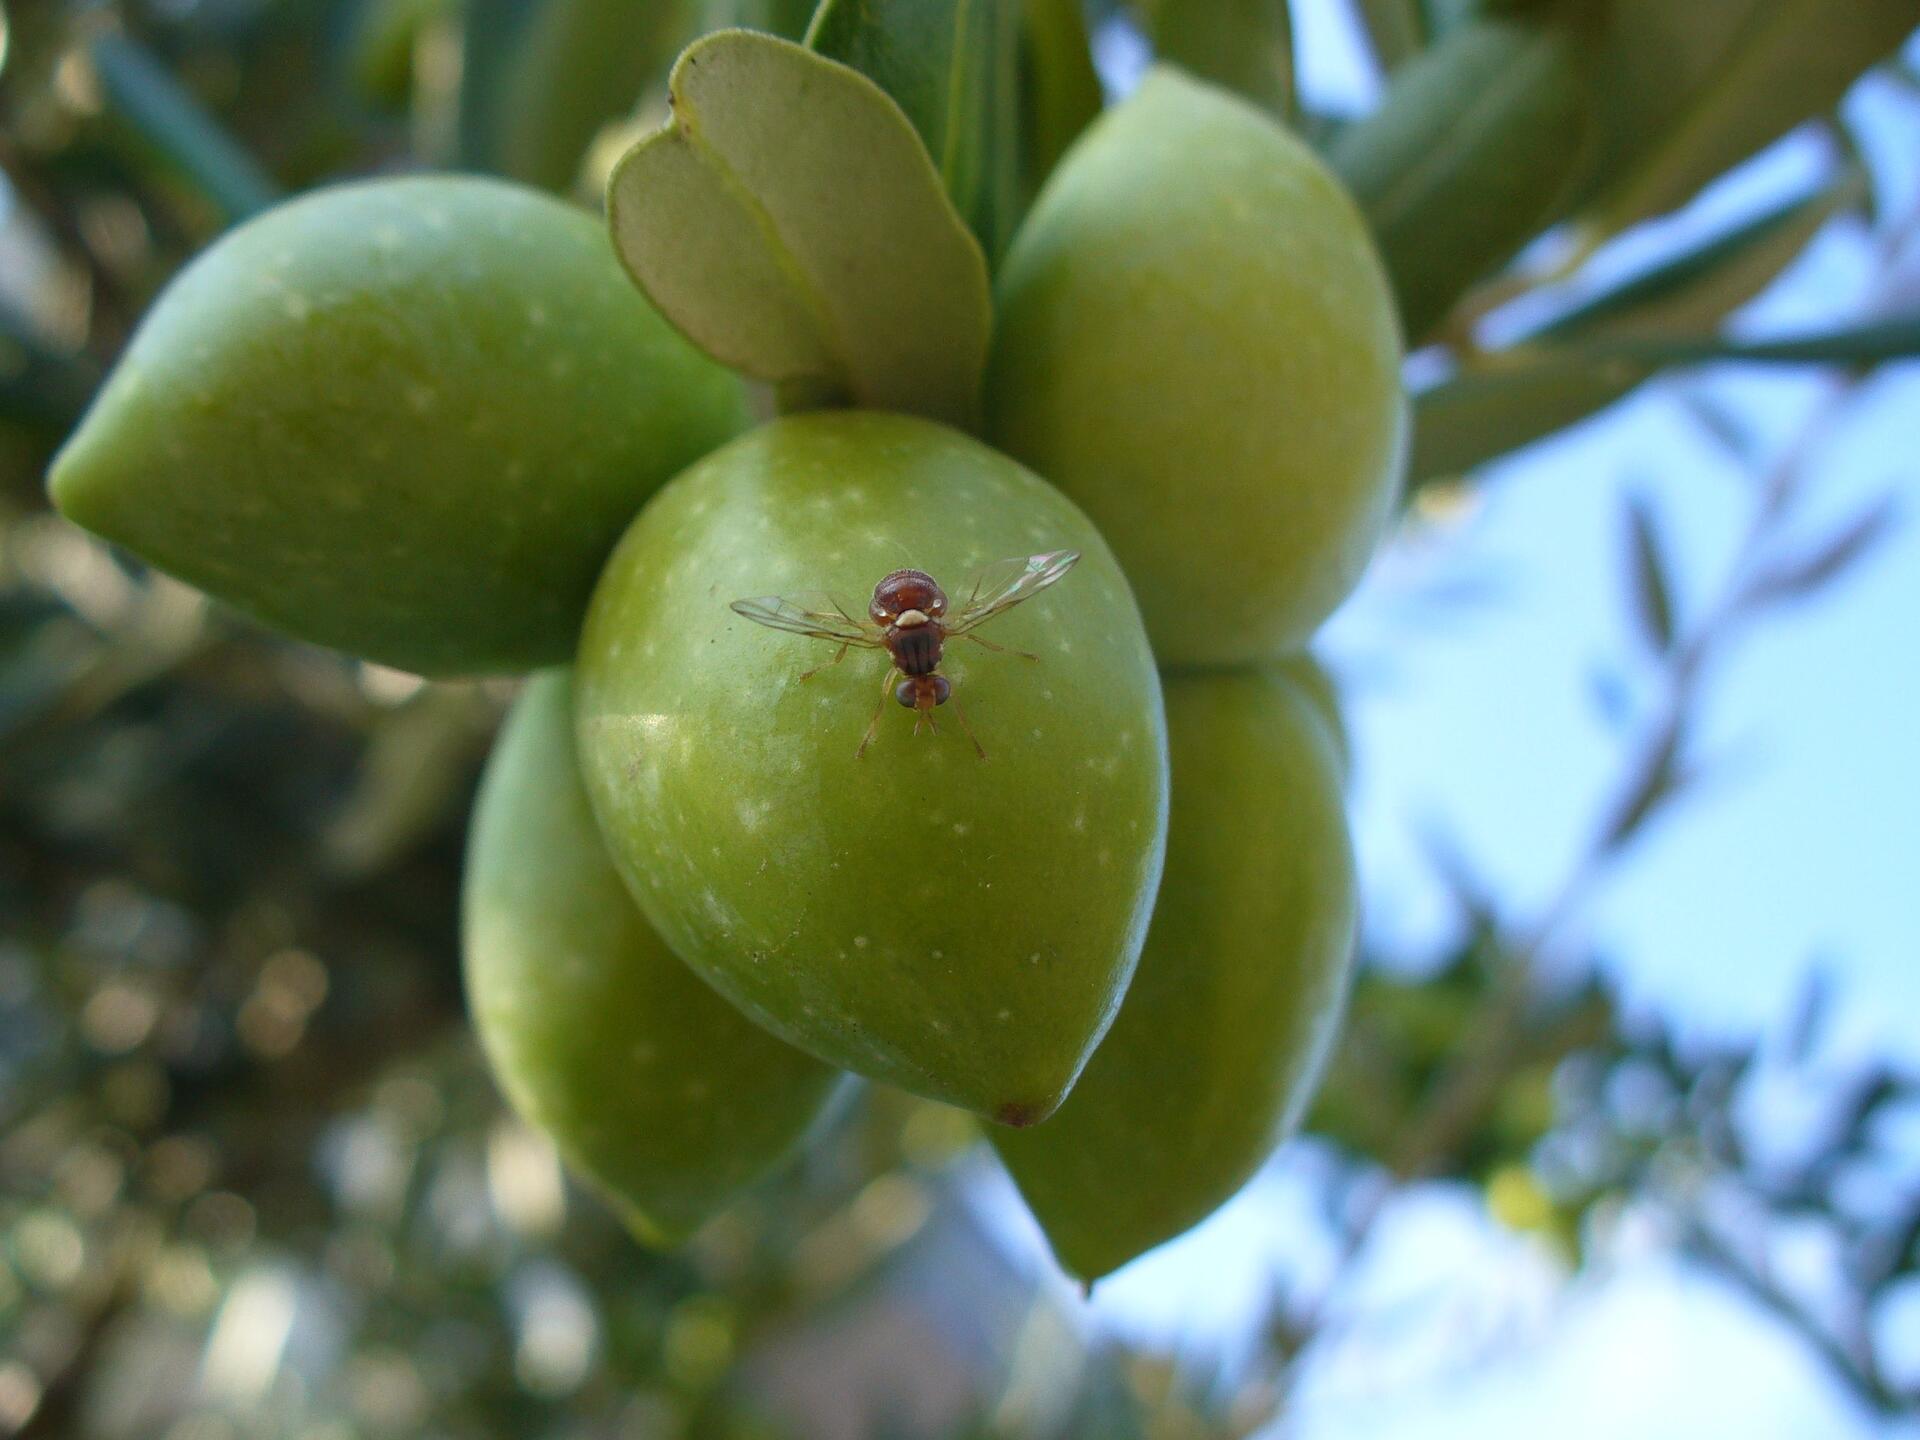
606;30;993;428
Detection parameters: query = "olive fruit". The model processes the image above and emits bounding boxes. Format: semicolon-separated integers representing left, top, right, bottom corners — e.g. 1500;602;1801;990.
993;666;1355;1281
463;671;847;1243
987;67;1408;664
1274;650;1350;779
49;176;749;677
573;412;1169;1124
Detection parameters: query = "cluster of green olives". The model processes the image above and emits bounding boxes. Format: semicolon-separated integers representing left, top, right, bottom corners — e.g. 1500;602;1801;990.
50;65;1403;1281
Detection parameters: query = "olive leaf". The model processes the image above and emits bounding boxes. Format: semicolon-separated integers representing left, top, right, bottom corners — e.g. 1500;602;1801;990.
1587;314;1920;370
1019;0;1103;195
458;0;543;168
807;0;1025;262
90;34;280;223
1330;13;1594;342
700;0;819;40
1585;0;1917;234
1533;171;1862;344
1623;492;1677;654
606;30;993;429
1745;498;1899;609
459;0;697;190
1137;0;1293;116
1352;0;1427;73
1407;352;1647;489
495;0;697;190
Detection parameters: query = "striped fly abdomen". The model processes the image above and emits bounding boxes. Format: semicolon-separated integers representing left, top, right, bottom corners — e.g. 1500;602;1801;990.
887;623;944;676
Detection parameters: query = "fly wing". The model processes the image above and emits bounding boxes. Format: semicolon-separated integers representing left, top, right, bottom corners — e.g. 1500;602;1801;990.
945;550;1081;635
728;592;884;647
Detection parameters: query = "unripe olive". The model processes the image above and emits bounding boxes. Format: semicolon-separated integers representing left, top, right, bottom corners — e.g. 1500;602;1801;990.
1271;650;1349;779
987;68;1408;664
463;671;846;1243
49;176;749;677
992;666;1355;1281
573;412;1169;1124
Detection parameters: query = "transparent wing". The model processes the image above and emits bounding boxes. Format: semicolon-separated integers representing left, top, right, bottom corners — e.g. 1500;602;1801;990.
945;550;1081;636
728;592;884;647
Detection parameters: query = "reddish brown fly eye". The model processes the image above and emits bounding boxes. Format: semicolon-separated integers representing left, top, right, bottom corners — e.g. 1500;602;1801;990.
728;550;1082;759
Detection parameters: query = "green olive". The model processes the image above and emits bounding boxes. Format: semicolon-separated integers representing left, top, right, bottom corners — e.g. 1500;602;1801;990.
1271;650;1350;779
573;412;1169;1124
992;666;1355;1281
49;175;749;677
463;671;847;1244
987;67;1408;664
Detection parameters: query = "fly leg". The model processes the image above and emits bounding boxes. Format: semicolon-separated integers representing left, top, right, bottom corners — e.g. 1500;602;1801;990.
961;632;1039;662
857;667;899;759
947;692;987;760
800;643;850;682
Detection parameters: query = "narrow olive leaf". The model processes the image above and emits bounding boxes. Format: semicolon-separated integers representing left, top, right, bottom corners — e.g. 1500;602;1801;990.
1418;0;1489;46
1823;115;1882;227
1139;0;1293;116
1579;0;1775;206
1745;497;1899;608
89;35;280;223
1781;966;1831;1066
1678;390;1758;464
1600;714;1686;854
1587;0;1917;235
1020;0;1103;193
1623;492;1677;654
701;0;818;40
1353;0;1427;73
346;0;451;111
1588;314;1920;369
1407;352;1647;489
1411;307;1920;489
1329;13;1594;342
458;0;543;169
1534;170;1863;345
807;0;1026;261
494;0;697;190
606;31;992;428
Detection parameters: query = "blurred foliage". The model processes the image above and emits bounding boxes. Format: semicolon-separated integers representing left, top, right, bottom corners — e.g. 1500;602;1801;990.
2;0;1918;1435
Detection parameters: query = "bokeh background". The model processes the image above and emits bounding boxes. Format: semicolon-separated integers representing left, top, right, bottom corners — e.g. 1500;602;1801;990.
3;1;1918;1437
